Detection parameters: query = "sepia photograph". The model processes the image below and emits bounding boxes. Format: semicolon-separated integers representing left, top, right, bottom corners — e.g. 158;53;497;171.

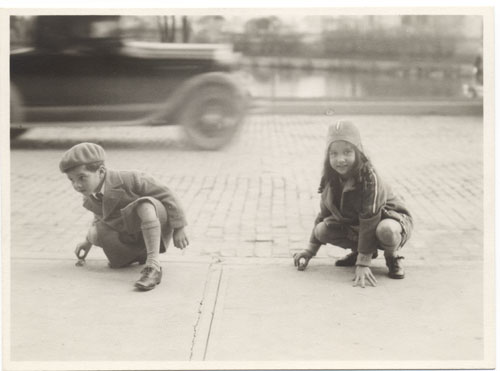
1;4;495;371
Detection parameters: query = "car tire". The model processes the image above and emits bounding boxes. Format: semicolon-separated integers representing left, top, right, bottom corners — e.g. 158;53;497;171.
180;84;245;150
10;83;27;139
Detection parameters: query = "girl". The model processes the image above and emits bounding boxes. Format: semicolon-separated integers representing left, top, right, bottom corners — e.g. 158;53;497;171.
293;120;413;288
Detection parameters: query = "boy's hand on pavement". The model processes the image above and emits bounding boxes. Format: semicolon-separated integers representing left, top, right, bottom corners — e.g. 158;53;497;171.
75;240;92;259
173;227;189;249
353;266;377;288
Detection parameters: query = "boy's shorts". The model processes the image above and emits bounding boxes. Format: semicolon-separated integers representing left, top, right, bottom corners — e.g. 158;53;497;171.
88;197;170;268
120;197;168;234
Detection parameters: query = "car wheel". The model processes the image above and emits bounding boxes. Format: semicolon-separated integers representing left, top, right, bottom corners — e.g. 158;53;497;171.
10;83;27;139
180;84;245;150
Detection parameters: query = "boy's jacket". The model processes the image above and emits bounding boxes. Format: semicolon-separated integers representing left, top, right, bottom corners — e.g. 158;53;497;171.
82;169;187;248
314;165;411;255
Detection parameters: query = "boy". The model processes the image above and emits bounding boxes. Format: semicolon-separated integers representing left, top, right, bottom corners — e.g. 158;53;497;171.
59;142;189;291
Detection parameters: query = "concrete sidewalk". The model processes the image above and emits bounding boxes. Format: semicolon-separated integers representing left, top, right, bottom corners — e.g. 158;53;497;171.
9;258;211;362
9;255;484;365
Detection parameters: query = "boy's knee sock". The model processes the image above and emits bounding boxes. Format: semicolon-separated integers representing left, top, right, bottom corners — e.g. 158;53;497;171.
141;219;162;270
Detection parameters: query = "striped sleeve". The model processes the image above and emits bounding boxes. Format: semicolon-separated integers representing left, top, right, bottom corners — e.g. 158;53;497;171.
360;167;385;219
356;167;388;258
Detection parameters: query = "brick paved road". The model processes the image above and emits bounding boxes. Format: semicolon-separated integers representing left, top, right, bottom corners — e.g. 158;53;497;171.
9;114;484;265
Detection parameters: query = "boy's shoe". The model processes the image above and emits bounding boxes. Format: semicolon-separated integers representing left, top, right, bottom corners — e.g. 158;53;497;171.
135;266;162;291
335;250;378;267
385;256;405;279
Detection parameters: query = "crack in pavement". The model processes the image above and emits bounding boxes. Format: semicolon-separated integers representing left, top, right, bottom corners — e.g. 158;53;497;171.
189;257;223;361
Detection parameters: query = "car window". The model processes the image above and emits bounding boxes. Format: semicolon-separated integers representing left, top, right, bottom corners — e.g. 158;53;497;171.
10;16;36;50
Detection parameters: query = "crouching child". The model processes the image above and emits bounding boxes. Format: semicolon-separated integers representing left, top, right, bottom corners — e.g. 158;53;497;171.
59;142;189;291
293;121;413;288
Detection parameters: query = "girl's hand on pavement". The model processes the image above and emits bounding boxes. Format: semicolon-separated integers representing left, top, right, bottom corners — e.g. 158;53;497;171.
353;266;377;288
293;250;313;270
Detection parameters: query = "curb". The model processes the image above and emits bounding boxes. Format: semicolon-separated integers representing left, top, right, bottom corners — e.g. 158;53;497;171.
250;98;483;116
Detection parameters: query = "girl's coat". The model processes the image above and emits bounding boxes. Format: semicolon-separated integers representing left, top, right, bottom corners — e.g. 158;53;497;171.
315;165;411;255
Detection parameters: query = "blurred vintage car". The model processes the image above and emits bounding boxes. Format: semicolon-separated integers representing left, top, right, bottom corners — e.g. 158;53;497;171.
10;16;249;149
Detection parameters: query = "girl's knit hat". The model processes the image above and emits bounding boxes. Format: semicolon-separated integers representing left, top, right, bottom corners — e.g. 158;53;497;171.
326;120;363;152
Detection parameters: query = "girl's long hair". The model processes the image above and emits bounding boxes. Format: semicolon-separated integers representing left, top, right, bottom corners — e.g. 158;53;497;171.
317;145;370;193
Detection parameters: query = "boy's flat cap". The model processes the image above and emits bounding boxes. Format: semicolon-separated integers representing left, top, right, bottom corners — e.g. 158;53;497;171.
59;142;106;172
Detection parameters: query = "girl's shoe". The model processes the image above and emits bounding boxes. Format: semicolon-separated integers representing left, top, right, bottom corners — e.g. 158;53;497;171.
385;256;405;279
335;252;358;266
335;250;379;267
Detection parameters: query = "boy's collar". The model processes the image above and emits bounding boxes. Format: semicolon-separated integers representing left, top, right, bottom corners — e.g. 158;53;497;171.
93;171;106;196
98;179;106;194
104;169;125;188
